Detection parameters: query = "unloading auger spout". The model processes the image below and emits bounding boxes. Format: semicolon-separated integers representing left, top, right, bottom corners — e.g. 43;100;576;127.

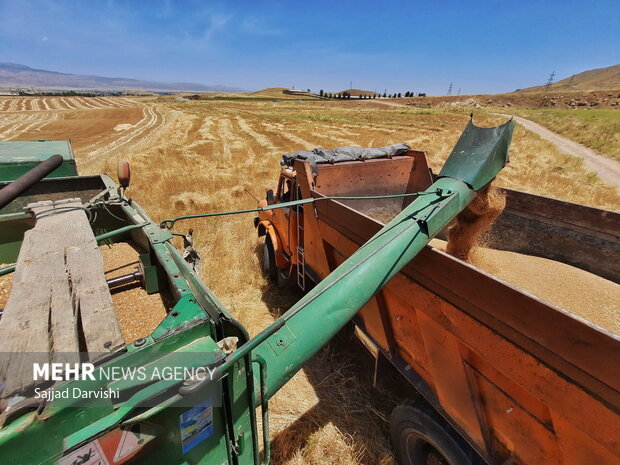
180;118;515;400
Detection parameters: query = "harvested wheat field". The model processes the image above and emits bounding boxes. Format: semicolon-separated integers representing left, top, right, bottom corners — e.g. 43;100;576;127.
1;96;619;464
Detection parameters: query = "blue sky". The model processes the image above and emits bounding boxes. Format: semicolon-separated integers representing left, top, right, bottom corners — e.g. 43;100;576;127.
1;0;619;95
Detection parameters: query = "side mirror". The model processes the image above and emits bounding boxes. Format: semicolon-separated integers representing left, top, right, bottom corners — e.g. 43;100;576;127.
117;160;131;189
266;189;275;205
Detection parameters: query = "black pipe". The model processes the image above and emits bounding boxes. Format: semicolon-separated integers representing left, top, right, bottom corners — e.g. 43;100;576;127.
0;154;64;209
106;271;142;290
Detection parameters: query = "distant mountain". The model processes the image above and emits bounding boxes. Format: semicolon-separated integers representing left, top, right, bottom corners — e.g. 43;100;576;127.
0;63;245;93
519;64;620;92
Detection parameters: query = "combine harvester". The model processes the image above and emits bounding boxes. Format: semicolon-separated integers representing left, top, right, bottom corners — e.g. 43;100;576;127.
0;118;616;465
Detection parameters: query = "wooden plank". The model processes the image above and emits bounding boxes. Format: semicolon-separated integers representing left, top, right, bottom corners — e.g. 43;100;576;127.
65;236;124;357
33;199;123;358
28;200;83;357
504;188;620;239
0;199;122;398
0;201;54;396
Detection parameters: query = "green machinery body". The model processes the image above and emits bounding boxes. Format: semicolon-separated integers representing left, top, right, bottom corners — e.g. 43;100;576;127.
0;141;78;182
0;118;514;464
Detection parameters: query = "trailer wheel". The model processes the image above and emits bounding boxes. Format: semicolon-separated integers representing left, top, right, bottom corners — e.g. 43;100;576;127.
263;236;278;281
390;401;480;465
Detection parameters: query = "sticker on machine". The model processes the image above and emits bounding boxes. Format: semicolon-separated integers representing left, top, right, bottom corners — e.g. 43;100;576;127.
179;399;214;454
58;440;109;465
113;424;156;462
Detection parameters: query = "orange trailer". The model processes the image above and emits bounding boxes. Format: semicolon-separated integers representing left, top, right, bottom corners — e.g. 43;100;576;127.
255;150;620;465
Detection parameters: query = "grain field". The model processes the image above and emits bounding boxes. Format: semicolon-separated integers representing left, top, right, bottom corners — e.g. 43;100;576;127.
2;96;619;464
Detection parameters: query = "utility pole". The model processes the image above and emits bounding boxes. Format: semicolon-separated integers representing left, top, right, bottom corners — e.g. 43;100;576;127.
350;80;353;90
567;74;575;88
447;83;453;95
544;71;555;91
457;88;461;96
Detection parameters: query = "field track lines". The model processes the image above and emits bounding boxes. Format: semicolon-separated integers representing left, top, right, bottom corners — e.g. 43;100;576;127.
117;98;139;107
98;97;135;108
88;97;112;108
79;106;152;154
5;113;58;140
53;98;69;110
216;118;236;161
0;100;9;111
41;99;51;111
7;99;20;111
30;99;41;111
85;97;103;109
83;105;162;158
0;114;35;138
47;98;64;110
185;116;215;151
60;97;80;110
263;122;316;149
306;125;358;146
85;97;104;109
234;116;278;151
89;97;107;107
73;97;92;109
0;116;20;138
322;123;367;138
113;106;162;150
93;97;118;108
19;100;27;111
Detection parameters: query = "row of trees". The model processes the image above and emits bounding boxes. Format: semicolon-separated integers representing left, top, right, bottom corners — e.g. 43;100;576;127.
318;90;425;99
14;90;125;97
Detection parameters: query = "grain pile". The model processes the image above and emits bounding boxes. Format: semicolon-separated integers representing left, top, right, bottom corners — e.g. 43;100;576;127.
100;242;171;343
430;239;620;334
363;206;402;224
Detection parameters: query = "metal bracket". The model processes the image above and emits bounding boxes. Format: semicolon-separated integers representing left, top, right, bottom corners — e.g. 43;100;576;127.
417;193;460;237
267;326;297;356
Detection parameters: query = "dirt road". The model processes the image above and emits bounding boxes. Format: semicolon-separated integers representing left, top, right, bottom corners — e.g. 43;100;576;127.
498;114;620;189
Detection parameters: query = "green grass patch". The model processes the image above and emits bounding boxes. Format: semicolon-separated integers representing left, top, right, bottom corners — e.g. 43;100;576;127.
511;108;620;159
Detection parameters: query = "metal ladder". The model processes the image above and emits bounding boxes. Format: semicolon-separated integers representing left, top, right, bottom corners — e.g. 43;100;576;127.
296;203;305;291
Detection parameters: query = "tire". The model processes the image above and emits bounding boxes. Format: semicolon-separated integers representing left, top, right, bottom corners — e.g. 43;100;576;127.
263;236;277;281
390;401;481;465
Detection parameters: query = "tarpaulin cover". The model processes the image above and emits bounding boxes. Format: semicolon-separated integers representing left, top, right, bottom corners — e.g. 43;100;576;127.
282;143;410;172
